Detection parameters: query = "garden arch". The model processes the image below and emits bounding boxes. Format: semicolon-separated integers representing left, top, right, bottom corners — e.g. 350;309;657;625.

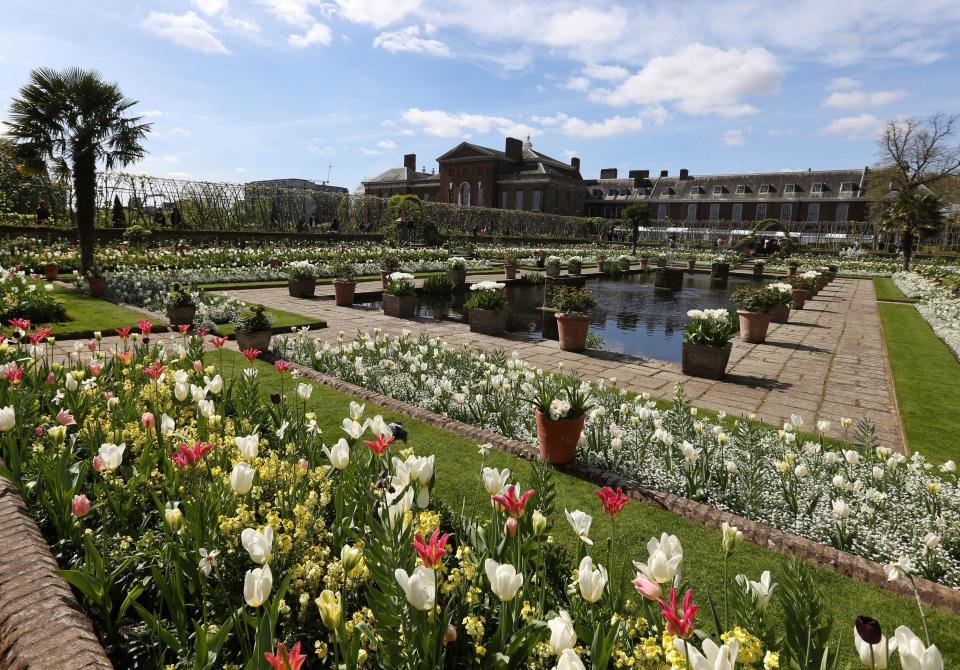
736;218;797;253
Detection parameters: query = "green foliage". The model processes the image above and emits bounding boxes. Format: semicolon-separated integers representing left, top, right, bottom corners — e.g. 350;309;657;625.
585;331;604;350
330;260;355;282
0;274;67;322
165;282;194;308
777;558;840;670
683;309;736;347
123;223;151;242
552;285;596;314
384;273;416;296
234;304;273;335
464;286;508;311
731;286;783;312
421;273;454;295
502;250;520;266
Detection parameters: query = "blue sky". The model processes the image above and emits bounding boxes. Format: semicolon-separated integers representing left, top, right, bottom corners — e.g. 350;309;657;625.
2;0;960;190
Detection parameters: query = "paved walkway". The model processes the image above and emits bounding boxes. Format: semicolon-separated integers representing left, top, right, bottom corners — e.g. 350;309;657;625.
212;275;903;449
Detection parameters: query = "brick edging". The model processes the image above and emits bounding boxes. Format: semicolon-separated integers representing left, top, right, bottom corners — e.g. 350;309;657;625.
288;362;960;616
0;473;113;668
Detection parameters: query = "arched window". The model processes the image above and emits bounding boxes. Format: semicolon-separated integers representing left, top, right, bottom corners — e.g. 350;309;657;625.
458;182;471;206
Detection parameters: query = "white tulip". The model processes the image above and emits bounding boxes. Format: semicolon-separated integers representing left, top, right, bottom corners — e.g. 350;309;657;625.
230;462;256;495
174;382;189;402
737;570;775;609
65;373;78;391
895;626;944;670
296;382;313;400
832;499;852;520
554;649;586;670
482;467;510;496
940;460;956;474
240;526;274;564
923;533;940;551
634;533;683;584
564;509;593;545
349;401;365;420
884;555;914;582
0;405;15;432
341;417;366;439
547;610;576;654
322;438;351;470
577;556;607;603
854;626;896;669
369;414;392;438
161;413;176;435
485;559;524;602
816;419;831;433
204;374;223;395
97;443;125;471
674;638;739;670
234;433;260;458
244;564;273;607
198;399;216;419
395;565;436;611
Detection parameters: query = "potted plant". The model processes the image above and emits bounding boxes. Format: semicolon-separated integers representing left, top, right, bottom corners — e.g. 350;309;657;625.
567;256;583;276
383;272;417;318
502;251;519;280
787;275;814;309
731;285;780;343
617;255;632;272
331;260;357;306
656;255;667;268
787;262;798;277
535;250;547;269
465;280;509;335
686;255;697;272
447;257;468;285
825;264;839;283
767;282;793;324
596;253;608;269
43;260;59;281
553;285;596;352
545;256;562;277
86;266;107;298
638;255;649;270
286;261;317;298
165;282;196;326
380;253;400;287
710;256;730;279
801;270;822;296
753;259;766;277
234;303;273;351
681;308;736;380
525;374;590;465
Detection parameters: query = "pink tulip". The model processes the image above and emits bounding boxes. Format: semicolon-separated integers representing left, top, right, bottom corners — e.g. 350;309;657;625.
142;412;155;429
194;360;204;373
92;455;104;472
45;372;56;385
298;458;309;471
633;573;662;600
86;340;97;352
71;494;90;517
103;391;114;401
56;409;76;426
505;517;518;537
34;426;44;437
89;363;102;377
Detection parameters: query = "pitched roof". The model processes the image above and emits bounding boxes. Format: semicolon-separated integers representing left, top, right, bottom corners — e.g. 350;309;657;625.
364;166;438;184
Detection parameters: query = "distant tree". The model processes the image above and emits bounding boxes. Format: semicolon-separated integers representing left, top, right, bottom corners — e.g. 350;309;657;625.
621;203;651;255
870;113;960;268
5;67;150;272
111;195;125;228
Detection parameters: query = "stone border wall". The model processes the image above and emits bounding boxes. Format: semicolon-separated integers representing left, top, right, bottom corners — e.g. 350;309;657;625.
0;472;113;668
288;361;960;616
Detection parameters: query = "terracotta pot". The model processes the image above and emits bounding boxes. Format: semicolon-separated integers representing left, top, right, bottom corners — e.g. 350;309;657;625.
468;308;507;335
447;269;467;285
166;305;196;326
639;258;649;270
555;312;591;351
88;277;107;298
787;264;798;277
535;408;584;465
738;310;772;343
753;263;765;277
333;281;356;306
545;265;561;278
710;262;730;279
383;294;417;318
682;341;732;380
504;265;517;280
43;263;59;281
568;263;582;276
686;259;696;272
770;302;790;324
288;278;316;298
236;329;272;351
791;288;808;310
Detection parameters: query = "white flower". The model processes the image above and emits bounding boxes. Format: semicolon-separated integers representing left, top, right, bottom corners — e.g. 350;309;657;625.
884;555;914;582
832;499;852;520
843;449;860;465
394;565;435;610
939;460;956;474
230;462;256;495
564;509;593;545
485;559;524;601
816;419;831;433
97;443;125;471
855;625;896;669
341;417;366;439
790;414;804;430
240;526;274;564
161;413;176;435
923;532;940;551
633;533;683;584
234;433;260;458
554;649;586;670
349;401;365;420
738;570;775;609
482;467;510;496
322;438;351;470
296;382;313;400
477;443;492;456
203;374;223;395
197;398;215;419
577;556;607;603
547;610;576;654
674;638;739;670
244;564;273;607
721;522;741;553
0;406;15;432
276;420;289;440
895;625;944;670
198;548;219;577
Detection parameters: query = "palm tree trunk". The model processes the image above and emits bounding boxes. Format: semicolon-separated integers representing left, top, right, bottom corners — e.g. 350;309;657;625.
632;222;638;255
902;229;913;271
73;150;97;274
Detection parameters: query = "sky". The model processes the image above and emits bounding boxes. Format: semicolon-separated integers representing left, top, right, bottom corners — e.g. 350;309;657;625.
2;0;960;191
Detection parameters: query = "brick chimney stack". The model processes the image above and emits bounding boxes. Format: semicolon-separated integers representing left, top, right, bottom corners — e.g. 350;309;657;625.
403;153;417;171
571;156;581;171
679;168;689;180
660;169;668;177
600;168;618;179
505;137;523;162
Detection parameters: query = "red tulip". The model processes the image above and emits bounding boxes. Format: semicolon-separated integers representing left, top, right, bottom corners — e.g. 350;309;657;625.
264;641;307;670
657;588;698;639
242;348;262;362
137;319;154;335
595;486;630;516
364;434;394;455
412;529;451;568
491;485;536;518
171;441;215;468
210;336;228;349
274;360;291;374
143;360;167;380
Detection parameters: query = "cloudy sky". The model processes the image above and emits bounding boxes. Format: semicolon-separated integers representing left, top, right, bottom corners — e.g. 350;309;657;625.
2;0;960;189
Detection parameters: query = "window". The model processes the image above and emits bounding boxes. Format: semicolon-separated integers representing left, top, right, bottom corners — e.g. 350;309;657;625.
735;184;747;194
807;203;820;222
609;189;619;197
732;203;743;222
712;185;725;195
689;186;704;196
515;190;524;210
756;204;767;220
709;203;720;221
812;182;826;193
784;183;798;194
458;182;471;207
836;203;849;222
780;203;793;222
658;203;667;221
840;182;856;192
686;203;698;221
759;184;773;194
660;187;675;197
532;190;542;211
499;191;508;209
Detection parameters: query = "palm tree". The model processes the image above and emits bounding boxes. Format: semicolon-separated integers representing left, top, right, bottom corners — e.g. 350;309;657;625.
621;203;650;255
879;190;942;270
5;67;150;273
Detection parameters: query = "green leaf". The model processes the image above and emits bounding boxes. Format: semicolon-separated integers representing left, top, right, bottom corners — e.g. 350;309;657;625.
54;568;105;604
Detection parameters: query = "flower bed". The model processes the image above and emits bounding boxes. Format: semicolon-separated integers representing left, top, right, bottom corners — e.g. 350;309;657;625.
275;330;960;589
893;271;960;357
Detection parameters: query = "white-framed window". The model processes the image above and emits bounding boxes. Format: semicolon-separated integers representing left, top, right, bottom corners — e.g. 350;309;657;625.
686;203;698;221
499;191;508;209
709;203;720;220
458;182;471;206
840;182;856;192
756;203;767;220
812;182;825;193
690;186;703;196
532;190;542;211
780;203;793;222
784;183;798;194
712;185;724;195
807;203;820;222
735;184;747;194
732;203;743;222
657;203;667;221
836;203;849;222
515;190;524;210
759;184;773;194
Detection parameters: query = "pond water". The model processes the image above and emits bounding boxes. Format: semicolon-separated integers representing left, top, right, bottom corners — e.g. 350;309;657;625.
355;272;763;362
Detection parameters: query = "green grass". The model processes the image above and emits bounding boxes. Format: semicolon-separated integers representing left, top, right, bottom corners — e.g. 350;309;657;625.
41;288;154;338
213;348;960;665
873;277;918;303
214;306;325;336
879;302;960;464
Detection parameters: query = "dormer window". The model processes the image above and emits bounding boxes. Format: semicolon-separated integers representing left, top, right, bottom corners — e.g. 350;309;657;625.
689;186;704;196
609;189;619;197
735;184;748;194
840;182;857;192
591;189;602;197
812;182;826;193
660;187;675;197
712;185;725;195
784;183;799;194
759;184;774;194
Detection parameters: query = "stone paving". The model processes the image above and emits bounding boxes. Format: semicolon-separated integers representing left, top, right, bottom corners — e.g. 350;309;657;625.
211;274;904;449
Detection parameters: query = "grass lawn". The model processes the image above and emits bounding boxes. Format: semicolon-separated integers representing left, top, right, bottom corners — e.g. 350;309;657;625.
214;305;325;336
873;277;918;303
40;288;154;338
213;348;960;666
878;302;960;464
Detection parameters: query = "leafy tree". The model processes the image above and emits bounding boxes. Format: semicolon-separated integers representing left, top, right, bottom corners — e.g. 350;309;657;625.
879;190;943;270
5;67;150;272
621;203;650;254
111;195;125;228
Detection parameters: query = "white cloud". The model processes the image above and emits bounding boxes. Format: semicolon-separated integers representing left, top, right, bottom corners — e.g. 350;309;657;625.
192;0;228;16
397;129;415;136
289;22;332;47
373;25;450;56
160;154;180;163
166;171;193;178
563;76;590;92
538;7;629;48
141;110;164;117
828;76;861;90
223;14;260;33
721;129;746;147
401;108;529;138
377;139;398;150
381;119;396;127
236;167;248;173
261;0;321;25
335;0;421;29
168;127;192;139
530;112;644;138
822;88;906;109
583;64;629;81
359;148;381;156
142;11;229;54
589;43;783;117
820;113;884;141
645;105;669;125
563;149;579;160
